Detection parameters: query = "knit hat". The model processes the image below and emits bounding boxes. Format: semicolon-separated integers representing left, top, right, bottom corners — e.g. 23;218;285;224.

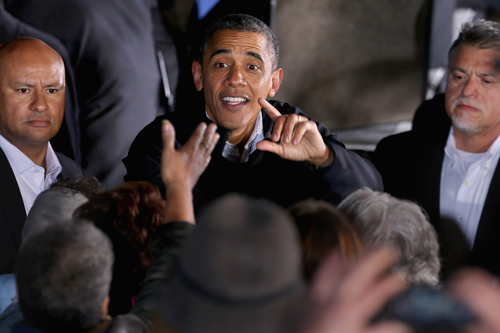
159;193;307;333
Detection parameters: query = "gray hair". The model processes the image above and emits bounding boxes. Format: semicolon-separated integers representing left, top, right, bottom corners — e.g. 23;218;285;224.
198;13;280;70
448;19;500;63
337;188;441;286
17;219;113;332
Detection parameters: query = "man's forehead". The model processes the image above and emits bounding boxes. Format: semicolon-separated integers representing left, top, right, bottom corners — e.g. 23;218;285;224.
209;30;268;50
0;39;63;67
206;30;271;61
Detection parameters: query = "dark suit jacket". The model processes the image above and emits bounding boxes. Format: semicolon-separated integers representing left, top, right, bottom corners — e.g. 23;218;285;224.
6;0;167;189
373;94;500;279
0;147;85;274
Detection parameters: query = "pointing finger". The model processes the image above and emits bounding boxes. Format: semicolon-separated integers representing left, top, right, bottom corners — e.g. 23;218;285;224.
258;97;282;121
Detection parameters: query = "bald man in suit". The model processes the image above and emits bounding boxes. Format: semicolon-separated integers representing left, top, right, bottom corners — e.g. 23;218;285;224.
0;38;85;275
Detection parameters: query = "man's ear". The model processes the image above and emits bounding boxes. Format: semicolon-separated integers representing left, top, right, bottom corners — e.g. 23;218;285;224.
192;60;204;92
101;295;110;320
268;68;283;98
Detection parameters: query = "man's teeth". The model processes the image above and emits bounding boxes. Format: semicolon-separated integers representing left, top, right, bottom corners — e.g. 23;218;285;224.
222;97;247;104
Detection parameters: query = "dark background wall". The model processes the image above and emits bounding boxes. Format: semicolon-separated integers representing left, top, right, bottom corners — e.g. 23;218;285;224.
272;0;429;130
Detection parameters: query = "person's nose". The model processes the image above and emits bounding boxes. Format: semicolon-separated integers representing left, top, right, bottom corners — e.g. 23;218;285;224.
461;77;478;98
30;89;48;112
225;65;246;87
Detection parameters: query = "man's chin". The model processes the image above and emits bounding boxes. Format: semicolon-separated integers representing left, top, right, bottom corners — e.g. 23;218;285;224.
452;117;481;134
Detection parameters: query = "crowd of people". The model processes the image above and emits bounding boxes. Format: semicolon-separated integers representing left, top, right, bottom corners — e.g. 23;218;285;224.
1;4;500;333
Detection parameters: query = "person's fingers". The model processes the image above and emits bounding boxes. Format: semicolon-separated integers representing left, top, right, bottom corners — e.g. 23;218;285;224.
258;97;281;120
282;113;302;144
185;122;208;153
290;119;316;145
353;273;408;324
449;268;500;330
368;321;412;333
259;98;287;142
309;249;349;304
202;123;219;154
162;120;176;152
336;247;399;302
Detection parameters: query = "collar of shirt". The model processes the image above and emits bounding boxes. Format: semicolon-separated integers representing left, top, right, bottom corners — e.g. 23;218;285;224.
444;127;500;173
219;111;265;163
0;134;62;178
0;134;62;213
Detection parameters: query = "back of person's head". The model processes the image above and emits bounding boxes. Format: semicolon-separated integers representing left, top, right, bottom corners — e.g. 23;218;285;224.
159;193;306;333
199;13;280;70
448;19;500;63
73;181;165;315
288;199;363;283
17;219;113;332
337;188;441;286
50;175;104;199
22;176;104;242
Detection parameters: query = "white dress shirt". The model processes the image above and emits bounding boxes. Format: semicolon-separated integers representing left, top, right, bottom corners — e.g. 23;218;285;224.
0;134;62;215
440;127;500;248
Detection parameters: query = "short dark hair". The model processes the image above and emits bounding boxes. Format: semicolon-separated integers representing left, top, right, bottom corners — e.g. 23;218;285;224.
17;219;113;332
198;13;280;70
448;19;500;63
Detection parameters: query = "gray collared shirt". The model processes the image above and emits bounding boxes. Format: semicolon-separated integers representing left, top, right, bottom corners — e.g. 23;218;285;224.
221;111;265;163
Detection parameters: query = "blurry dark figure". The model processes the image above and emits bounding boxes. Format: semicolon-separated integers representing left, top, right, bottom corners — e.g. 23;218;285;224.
157;194;307;333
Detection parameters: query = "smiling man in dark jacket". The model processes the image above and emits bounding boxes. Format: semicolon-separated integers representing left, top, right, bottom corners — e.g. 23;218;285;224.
124;13;382;211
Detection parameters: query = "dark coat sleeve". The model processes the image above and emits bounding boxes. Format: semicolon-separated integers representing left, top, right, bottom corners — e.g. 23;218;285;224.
269;101;384;201
110;221;194;333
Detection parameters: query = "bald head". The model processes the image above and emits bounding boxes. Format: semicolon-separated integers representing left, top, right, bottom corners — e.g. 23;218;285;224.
0;38;66;162
0;37;64;68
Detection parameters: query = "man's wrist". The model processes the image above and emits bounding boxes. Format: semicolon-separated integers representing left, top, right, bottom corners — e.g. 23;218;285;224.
309;146;334;168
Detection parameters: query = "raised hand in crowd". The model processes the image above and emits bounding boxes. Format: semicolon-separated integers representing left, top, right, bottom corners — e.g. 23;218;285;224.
160;120;219;224
301;247;411;333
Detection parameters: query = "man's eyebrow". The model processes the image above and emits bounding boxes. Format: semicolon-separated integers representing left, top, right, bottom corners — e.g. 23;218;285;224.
209;49;230;61
12;82;35;87
246;51;264;63
208;49;265;63
12;81;63;87
44;82;64;88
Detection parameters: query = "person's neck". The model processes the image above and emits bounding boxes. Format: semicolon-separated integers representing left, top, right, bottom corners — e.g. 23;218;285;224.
453;129;499;153
228;129;252;150
19;144;48;169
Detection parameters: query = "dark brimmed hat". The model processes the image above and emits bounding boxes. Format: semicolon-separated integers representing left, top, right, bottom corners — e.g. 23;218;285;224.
158;194;307;333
